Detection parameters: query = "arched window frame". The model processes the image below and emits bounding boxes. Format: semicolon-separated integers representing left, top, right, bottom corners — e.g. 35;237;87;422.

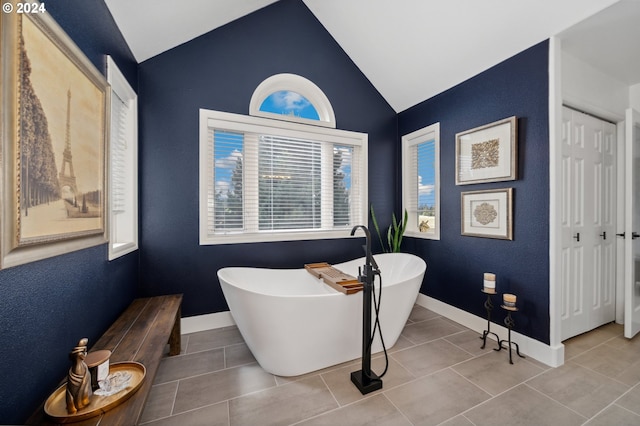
249;73;336;128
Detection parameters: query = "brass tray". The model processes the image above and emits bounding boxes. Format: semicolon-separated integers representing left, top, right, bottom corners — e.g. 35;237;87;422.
44;361;146;423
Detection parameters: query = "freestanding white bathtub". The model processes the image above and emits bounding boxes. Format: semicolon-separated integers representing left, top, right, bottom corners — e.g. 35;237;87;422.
217;253;427;376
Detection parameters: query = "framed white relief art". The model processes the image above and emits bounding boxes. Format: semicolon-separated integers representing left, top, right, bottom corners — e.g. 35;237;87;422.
455;116;517;185
461;188;513;240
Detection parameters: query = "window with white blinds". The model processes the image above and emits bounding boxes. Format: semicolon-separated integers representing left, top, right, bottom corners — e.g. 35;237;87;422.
402;122;440;240
199;109;367;245
107;56;138;259
111;93;128;213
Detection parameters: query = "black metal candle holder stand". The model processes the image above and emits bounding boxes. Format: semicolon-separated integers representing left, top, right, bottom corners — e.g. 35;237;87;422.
497;305;525;364
480;289;501;351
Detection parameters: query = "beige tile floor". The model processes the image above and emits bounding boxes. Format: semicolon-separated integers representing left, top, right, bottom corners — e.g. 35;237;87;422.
140;305;640;425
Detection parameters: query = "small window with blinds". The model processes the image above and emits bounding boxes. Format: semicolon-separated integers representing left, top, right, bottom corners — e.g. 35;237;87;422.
107;56;138;259
199;109;367;245
402;122;440;240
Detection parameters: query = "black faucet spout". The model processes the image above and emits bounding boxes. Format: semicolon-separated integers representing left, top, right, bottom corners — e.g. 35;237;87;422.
350;225;378;272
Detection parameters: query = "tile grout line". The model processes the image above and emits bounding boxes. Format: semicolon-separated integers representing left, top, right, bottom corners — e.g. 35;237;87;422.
522;382;589;422
380;392;416;426
318;372;340;408
170;379;179;418
596;380;640;419
447;365;496;401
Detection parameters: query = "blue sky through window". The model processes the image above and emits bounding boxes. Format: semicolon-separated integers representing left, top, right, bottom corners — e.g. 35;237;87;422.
259;91;320;120
335;146;352;190
214;130;243;199
418;139;436;210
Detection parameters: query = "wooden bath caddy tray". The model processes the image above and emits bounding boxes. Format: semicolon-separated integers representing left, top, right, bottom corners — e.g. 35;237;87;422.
304;262;363;295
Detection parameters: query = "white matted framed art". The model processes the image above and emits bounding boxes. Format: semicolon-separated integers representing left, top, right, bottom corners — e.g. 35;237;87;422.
455;116;517;185
461;188;513;240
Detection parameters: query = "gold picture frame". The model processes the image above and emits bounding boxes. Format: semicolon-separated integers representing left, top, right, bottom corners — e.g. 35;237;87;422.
455;116;517;185
461;188;513;240
0;3;108;268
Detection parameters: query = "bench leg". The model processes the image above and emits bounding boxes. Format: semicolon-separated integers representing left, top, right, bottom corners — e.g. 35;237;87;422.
168;305;181;356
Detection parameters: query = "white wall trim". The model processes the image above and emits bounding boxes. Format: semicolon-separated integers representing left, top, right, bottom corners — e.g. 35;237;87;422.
181;311;236;335
180;294;564;367
548;36;563;352
415;294;564;368
615;120;626;324
631;84;640;111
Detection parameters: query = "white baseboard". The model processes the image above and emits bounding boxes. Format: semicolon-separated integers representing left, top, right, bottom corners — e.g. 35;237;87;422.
181;311;236;334
180;295;564;367
415;294;564;368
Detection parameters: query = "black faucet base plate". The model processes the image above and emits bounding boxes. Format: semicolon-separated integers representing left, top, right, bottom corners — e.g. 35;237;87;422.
351;370;383;395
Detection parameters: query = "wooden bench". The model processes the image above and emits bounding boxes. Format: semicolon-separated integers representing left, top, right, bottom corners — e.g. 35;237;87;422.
28;294;182;426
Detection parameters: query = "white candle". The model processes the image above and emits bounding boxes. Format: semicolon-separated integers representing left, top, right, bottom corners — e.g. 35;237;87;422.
503;293;516;307
483;273;496;291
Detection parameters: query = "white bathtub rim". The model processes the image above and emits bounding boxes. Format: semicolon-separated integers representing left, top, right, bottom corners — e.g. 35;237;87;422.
217;252;426;298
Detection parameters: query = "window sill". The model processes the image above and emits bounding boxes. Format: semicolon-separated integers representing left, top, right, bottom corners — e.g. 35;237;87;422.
405;230;440;241
199;229;354;245
109;242;138;260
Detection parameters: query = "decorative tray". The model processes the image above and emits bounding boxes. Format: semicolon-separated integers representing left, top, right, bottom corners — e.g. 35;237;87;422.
44;361;146;423
305;262;363;295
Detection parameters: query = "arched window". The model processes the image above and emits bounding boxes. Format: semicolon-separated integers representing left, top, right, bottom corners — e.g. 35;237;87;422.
249;74;336;128
199;75;368;245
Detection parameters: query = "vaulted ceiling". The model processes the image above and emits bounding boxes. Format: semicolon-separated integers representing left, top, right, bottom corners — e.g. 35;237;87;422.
104;0;639;112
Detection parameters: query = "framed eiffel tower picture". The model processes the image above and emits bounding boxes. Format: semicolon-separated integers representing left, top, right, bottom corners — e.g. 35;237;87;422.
0;4;108;268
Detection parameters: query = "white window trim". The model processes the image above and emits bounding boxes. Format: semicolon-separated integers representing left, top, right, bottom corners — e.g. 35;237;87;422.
402;122;440;240
249;73;336;128
199;109;367;245
107;56;138;260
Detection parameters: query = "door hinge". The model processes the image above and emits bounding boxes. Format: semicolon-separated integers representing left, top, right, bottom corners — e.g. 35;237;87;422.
616;232;626;238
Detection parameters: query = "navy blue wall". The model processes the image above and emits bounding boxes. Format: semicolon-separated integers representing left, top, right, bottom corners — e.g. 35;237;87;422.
137;0;397;316
398;41;550;344
0;1;138;423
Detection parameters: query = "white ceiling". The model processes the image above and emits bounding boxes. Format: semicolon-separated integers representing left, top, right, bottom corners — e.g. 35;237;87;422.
556;0;640;86
104;0;637;112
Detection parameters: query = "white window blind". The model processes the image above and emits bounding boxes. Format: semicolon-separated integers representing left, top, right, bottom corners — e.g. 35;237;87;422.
257;135;323;230
402;122;440;240
111;91;128;213
200;109;367;245
107;56;138;260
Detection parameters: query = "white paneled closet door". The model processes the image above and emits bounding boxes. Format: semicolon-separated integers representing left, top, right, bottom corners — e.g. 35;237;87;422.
561;106;617;340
